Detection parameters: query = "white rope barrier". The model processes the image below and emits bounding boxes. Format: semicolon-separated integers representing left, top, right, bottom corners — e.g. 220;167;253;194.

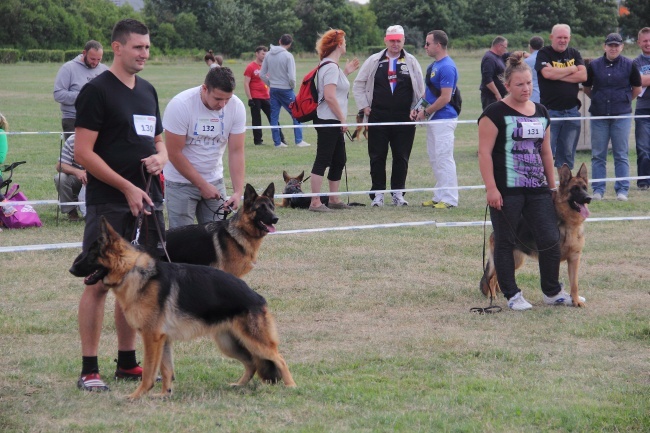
1;215;648;254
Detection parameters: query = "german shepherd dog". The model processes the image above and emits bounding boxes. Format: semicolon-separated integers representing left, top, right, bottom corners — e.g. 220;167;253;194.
279;170;328;209
165;183;277;278
69;217;296;399
480;163;592;307
350;109;368;141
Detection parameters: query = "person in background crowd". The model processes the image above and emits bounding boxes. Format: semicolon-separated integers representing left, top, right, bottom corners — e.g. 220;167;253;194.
525;36;544;103
243;46;285;145
308;29;360;212
54;40;109;140
480;36;509;109
583;33;642;201
54;133;86;221
260;34;310;148
413;30;460;209
353;25;424;207
478;52;581;311
535;24;587;169
204;50;223;68
633;27;650;191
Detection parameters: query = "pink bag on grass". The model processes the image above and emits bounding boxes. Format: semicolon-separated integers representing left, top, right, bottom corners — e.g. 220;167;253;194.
0;184;43;229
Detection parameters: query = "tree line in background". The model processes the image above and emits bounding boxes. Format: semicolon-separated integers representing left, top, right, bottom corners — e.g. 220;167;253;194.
0;0;648;57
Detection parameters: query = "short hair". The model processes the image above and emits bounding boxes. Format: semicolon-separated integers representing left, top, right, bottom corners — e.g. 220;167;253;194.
279;34;293;46
111;18;149;44
639;27;650;38
551;23;571;35
529;36;544;50
255;45;268;53
0;112;8;131
428;30;448;48
84;40;103;52
204;66;236;93
316;29;345;60
504;52;531;85
492;36;507;47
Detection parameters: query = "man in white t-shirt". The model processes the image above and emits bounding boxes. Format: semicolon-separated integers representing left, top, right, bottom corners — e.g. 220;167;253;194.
163;67;246;228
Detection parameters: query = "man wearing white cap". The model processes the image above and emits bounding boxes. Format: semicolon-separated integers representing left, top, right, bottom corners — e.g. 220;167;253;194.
353;25;424;207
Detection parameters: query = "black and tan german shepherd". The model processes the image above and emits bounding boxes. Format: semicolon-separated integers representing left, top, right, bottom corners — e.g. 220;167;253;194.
349;109;368;141
69;217;296;399
165;183;277;278
279;170;328;209
480;163;592;307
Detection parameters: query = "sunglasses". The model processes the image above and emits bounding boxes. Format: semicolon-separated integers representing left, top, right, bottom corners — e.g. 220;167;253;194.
425;42;435;47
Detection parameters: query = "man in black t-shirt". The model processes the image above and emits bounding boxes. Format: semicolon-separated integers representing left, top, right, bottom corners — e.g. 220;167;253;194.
73;19;168;392
479;36;509;109
535;24;587;169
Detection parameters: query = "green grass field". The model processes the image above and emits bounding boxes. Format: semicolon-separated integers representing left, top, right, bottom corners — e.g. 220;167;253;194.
1;54;649;432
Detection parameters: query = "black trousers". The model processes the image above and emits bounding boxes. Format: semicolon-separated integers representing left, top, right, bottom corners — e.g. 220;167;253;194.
367;123;415;198
489;192;562;300
249;98;284;144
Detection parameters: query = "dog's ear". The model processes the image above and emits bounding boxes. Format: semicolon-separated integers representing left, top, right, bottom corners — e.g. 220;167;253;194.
577;162;588;182
282;171;290;183
558;164;572;187
98;216;121;250
262;182;275;199
244;184;258;208
298;171;304;182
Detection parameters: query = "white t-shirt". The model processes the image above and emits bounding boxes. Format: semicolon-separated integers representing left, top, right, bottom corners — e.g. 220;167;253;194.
316;60;349;121
163;86;246;183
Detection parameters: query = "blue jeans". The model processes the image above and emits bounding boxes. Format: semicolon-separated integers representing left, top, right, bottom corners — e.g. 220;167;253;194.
270;88;303;146
590;117;631;196
635;108;650;188
549;107;581;169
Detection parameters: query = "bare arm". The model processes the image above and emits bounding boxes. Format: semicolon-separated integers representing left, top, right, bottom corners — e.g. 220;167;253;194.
485;81;503;100
243;76;253;100
477;116;502;210
414;87;453;121
225;132;245;210
540;126;555;188
74;126;155;215
57;162;87;184
632;85;642;100
541;64;586;83
641;74;650;87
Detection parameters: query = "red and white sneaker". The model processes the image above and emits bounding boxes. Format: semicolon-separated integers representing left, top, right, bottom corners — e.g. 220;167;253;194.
77;373;110;392
114;364;143;381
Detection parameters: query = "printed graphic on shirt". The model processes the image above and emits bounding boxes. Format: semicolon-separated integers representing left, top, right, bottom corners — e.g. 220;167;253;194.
379;57;409;94
191;112;226;146
504;115;549;188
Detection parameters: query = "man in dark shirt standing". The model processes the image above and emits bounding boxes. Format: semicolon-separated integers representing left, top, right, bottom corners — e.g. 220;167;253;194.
353;25;424;207
479;36;508;109
535;24;587;169
73;18;167;392
583;33;642;201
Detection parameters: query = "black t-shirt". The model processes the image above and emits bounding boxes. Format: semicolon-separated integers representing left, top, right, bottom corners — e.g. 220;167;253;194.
478;101;551;195
75;71;164;205
370;51;415;122
535;46;584;110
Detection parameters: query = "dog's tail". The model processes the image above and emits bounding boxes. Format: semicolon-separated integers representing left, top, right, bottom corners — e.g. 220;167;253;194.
256;358;282;384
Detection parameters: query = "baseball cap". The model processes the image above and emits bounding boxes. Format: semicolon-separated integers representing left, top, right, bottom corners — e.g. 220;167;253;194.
385;25;405;41
604;33;623;45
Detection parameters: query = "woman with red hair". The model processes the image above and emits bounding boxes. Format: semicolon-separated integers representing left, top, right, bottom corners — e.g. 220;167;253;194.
309;29;360;212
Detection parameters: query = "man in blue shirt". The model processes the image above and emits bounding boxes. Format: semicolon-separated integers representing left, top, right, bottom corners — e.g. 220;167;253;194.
412;30;459;209
525;36;543;103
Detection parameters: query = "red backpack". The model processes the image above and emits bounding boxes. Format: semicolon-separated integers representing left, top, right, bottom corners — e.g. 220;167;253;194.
289;60;335;123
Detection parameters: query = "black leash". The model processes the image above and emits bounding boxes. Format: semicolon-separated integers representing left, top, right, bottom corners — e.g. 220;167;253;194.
132;163;171;263
199;198;232;221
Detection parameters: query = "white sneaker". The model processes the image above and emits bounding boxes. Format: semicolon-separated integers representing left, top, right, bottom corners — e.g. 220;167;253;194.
592;192;603;201
392;192;408;206
296;141;311;147
275;142;288;148
508;292;532;311
616;193;628;201
543;287;586;306
371;193;384;207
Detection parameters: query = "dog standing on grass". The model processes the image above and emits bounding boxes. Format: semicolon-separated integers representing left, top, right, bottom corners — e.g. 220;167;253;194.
70;217;296;399
165;183;277;278
480;163;592;307
349;109;368;141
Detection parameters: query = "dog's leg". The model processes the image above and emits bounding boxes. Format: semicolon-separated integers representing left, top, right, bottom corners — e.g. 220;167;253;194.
153;340;174;398
214;331;257;387
128;331;166;400
567;254;584;307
